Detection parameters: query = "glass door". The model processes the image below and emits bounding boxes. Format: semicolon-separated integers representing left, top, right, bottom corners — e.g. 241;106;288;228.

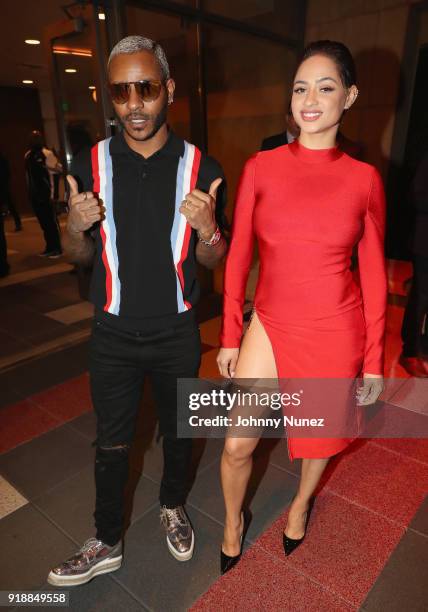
44;2;112;170
125;4;192;141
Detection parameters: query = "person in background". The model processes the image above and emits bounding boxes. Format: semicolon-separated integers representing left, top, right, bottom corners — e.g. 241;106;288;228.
336;131;365;161
0;212;9;278
400;150;428;376
0;151;22;232
24;131;62;258
66;123;95;291
66;123;93;191
260;103;300;151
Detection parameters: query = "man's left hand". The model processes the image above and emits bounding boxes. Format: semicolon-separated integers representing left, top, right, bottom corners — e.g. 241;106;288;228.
179;178;222;240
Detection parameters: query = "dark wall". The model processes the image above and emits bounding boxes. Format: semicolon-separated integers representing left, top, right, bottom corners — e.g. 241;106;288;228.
386;45;428;260
0;87;44;215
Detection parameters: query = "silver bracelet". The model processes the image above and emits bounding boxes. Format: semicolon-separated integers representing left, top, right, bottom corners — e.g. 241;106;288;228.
197;226;221;246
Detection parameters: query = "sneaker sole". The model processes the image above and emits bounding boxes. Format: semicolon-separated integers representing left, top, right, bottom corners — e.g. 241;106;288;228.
166;531;194;562
47;554;122;587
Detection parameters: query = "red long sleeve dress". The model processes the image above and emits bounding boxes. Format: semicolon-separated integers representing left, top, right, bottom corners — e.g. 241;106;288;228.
220;140;387;460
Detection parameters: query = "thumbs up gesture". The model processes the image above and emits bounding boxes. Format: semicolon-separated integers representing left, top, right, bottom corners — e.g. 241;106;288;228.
179;177;222;241
66;175;103;234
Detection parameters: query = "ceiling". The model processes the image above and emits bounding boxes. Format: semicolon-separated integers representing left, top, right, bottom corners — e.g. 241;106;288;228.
0;0;296;92
0;0;95;91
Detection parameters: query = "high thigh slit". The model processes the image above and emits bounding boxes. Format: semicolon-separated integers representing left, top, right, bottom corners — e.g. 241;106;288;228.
239;306;365;460
235;309;278;380
220;141;387;461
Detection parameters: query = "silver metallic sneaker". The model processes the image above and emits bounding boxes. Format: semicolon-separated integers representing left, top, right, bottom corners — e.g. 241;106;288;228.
47;538;122;587
160;505;194;561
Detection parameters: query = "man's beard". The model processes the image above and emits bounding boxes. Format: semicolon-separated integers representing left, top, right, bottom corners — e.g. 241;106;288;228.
119;102;168;142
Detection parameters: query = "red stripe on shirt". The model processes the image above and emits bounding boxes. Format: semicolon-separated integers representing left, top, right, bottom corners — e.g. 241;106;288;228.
177;147;201;309
91;144;100;194
92;143;112;310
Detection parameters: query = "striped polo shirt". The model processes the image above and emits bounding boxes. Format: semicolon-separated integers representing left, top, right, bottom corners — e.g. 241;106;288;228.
84;129;226;332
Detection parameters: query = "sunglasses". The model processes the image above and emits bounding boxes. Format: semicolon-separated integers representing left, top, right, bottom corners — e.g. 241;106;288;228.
108;80;164;104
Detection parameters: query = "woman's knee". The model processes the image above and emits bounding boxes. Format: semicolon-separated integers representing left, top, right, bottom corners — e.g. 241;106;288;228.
223;438;255;464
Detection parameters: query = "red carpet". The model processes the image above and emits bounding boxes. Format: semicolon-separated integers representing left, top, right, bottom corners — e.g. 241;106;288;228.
0;260;426;607
322;439;428;525
191;438;428;610
2;373;426;608
192;542;357;612
0;374;91;454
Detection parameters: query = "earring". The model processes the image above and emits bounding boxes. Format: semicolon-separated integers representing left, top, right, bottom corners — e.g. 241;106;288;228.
168;97;173;105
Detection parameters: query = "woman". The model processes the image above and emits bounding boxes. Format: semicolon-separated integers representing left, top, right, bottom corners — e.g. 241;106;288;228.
217;40;387;573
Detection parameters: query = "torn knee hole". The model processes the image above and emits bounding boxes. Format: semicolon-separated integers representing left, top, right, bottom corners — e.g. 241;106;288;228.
96;444;130;464
99;444;129;450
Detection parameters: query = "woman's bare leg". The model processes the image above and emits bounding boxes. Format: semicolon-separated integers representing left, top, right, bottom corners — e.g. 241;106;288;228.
222;312;277;555
222;312;332;550
221;438;259;555
284;457;329;538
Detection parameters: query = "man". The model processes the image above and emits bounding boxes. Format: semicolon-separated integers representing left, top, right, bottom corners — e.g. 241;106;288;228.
48;36;227;587
25;131;62;257
66;123;93;192
260;103;299;151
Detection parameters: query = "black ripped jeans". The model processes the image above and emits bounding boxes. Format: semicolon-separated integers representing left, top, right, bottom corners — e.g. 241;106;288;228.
89;312;201;546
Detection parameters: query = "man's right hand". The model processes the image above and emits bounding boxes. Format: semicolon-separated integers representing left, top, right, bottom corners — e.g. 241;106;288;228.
66;175;103;234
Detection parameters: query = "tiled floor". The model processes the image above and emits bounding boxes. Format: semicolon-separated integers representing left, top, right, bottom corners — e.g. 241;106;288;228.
0;474;28;519
0;216;90;370
0;225;427;611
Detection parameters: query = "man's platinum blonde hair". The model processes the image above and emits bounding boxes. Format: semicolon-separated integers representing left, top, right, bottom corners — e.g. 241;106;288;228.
108;35;170;80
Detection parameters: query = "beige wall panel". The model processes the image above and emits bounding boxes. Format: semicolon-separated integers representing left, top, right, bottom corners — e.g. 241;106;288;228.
380;0;407;9
305;24;320;44
358;106;396;176
343;13;379;52
367;7;408;106
316;18;348;42
376;5;408;56
306;1;331;26
419;8;428;42
305;0;411;165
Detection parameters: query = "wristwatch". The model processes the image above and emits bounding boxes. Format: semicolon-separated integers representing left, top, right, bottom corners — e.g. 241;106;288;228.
197;225;221;246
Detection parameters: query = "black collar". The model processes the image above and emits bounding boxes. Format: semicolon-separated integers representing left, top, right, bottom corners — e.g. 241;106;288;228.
110;127;184;160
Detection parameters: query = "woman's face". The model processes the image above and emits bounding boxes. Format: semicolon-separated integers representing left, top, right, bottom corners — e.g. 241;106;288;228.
291;54;357;140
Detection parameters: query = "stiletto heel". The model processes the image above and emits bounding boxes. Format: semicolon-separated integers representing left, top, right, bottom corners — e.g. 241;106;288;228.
220;509;251;575
283;497;315;557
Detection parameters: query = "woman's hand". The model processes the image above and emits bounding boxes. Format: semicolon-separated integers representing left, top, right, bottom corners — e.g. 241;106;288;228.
217;348;240;378
356;373;384;405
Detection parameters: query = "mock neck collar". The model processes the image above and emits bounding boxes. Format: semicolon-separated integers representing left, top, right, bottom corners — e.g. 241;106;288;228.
288;139;343;163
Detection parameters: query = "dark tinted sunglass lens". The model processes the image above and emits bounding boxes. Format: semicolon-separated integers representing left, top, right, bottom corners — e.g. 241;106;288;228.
109;83;129;103
136;80;162;102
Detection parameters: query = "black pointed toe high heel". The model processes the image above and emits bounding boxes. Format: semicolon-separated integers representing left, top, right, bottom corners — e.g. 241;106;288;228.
283;497;315;557
220;509;251;575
